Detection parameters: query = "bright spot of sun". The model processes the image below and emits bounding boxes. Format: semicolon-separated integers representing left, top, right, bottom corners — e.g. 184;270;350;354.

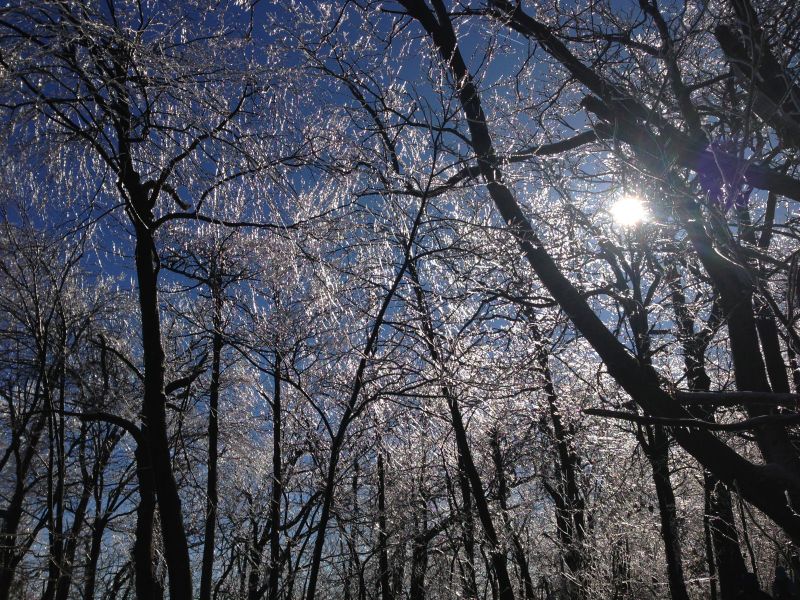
610;195;649;227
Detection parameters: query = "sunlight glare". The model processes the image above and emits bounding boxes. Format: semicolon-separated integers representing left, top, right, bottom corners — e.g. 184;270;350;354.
610;195;649;227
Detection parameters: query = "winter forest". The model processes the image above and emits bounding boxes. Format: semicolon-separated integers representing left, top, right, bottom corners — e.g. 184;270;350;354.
2;0;800;598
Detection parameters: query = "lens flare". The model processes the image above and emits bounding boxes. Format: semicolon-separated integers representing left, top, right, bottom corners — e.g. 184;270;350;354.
610;195;649;227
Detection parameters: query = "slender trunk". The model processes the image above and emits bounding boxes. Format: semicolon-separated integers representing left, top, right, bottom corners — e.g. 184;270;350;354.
456;456;479;600
754;300;791;394
43;345;67;600
267;354;283;600
377;453;392;600
490;433;535;600
390;542;406;600
706;474;747;600
83;516;107;600
702;488;718;600
200;317;223;600
447;370;513;598
303;199;423;600
637;426;690;600
408;260;515;600
57;426;120;600
304;433;344;600
247;516;263;600
351;462;365;600
529;322;585;586
54;473;92;600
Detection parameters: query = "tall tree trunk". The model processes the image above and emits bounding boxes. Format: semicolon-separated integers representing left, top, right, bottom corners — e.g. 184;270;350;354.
132;220;193;598
0;409;47;600
409;534;430;600
637;426;690;600
668;265;747;600
706;474;747;600
247;514;263;600
390;542;406;600
54;462;94;600
56;426;121;600
528;321;585;589
83;515;108;600
456;456;479;600
303;197;423;600
490;433;536;600
133;444;163;600
408;259;515;600
200;296;224;600
377;453;392;600
43;344;67;600
267;353;283;600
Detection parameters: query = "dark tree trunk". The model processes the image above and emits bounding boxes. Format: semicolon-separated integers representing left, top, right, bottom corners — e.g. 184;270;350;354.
702;492;718;600
456;456;479;600
303;200;422;600
409;534;429;600
490;433;536;600
54;466;94;600
200;310;224;600
668;266;747;600
56;426;121;600
132;444;163;600
637;426;690;600
247;517;263;600
0;410;47;600
705;474;747;600
390;542;406;600
83;516;107;600
528;321;585;588
266;354;283;600
43;358;67;600
408;260;515;600
132;220;193;598
377;453;392;600
267;352;283;600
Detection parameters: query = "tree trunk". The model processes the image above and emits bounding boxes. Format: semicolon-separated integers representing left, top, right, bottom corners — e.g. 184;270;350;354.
528;321;585;588
409;534;429;600
0;410;47;600
490;433;536;600
132;219;193;599
133;444;163;600
456;456;479;600
668;266;748;600
408;259;515;600
706;474;747;600
266;354;283;600
637;426;690;600
200;315;224;600
377;453;392;600
83;516;107;600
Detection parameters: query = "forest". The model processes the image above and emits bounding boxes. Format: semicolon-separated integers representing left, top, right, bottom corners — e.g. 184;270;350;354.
1;0;800;598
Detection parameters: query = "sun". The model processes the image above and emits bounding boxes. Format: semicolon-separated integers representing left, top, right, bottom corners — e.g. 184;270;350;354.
609;195;649;227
